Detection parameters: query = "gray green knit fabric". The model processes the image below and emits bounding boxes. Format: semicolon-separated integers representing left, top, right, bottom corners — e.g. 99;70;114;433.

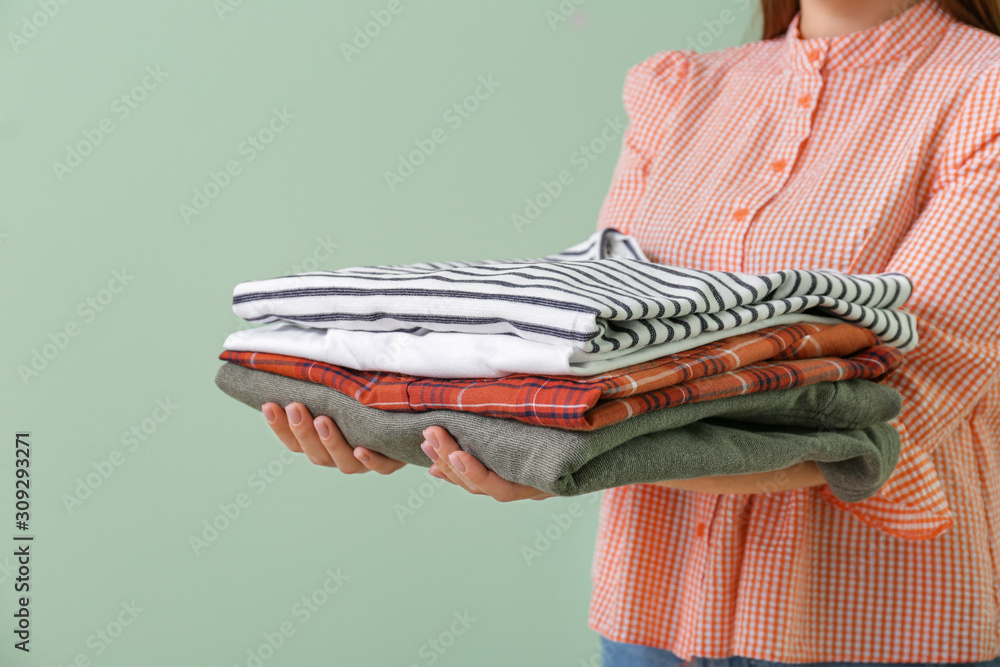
215;362;901;500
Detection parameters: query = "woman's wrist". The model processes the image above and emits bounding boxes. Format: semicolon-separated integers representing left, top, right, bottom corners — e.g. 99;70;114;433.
651;461;827;495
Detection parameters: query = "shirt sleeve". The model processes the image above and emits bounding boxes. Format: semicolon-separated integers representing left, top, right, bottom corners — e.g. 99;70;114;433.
817;63;1000;540
596;50;693;235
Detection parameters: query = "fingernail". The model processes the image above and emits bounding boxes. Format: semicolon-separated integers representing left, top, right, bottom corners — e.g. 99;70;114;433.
314;419;330;439
420;440;439;461
287;405;302;426
423;429;439;450
263;405;276;423
355;450;370;463
449;452;466;474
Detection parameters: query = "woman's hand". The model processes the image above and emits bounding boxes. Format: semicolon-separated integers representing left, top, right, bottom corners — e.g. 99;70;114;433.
420;426;555;502
652;461;827;494
262;404;821;497
262;402;406;474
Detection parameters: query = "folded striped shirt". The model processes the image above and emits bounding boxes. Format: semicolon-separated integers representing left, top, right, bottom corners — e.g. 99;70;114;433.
219;323;903;431
231;229;918;355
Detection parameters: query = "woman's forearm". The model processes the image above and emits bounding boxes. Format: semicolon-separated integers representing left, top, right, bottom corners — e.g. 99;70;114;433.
651;460;827;494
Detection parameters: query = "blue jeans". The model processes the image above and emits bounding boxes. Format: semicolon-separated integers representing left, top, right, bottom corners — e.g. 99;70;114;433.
599;637;1000;667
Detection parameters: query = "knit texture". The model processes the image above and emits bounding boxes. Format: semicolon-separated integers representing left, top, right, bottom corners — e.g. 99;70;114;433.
216;362;901;500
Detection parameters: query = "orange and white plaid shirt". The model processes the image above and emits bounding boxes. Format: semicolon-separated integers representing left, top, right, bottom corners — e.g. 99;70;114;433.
589;0;1000;661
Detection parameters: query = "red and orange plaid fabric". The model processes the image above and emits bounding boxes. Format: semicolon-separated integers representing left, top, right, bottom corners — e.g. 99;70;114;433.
219;321;901;431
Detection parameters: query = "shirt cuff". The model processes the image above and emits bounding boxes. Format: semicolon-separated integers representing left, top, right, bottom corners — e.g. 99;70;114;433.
817;418;953;540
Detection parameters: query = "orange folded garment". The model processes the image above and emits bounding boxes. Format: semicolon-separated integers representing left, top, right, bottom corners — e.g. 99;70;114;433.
219;322;901;431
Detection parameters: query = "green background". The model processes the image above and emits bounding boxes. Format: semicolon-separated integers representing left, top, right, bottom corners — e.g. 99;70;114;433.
1;2;759;665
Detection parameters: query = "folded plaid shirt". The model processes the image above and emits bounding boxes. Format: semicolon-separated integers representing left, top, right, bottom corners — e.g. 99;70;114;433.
219;322;903;430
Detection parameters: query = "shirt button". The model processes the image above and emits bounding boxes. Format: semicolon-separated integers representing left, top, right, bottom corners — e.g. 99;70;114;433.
695;522;707;538
733;207;749;222
807;48;822;63
798;94;812;108
771;158;788;172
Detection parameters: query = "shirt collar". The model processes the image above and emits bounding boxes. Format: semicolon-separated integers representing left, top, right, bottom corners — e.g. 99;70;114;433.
783;0;953;71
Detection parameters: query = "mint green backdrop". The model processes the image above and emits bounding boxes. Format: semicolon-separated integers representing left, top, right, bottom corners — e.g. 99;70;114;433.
1;2;758;665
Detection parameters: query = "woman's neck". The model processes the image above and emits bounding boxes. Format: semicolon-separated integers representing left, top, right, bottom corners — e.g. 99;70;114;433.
797;0;922;38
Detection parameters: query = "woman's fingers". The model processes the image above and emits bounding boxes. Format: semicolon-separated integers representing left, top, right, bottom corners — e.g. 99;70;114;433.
353;447;408;474
313;415;369;473
264;402;409;475
445;450;547;502
421;427;485;494
284;403;336;467
263;403;303;453
264;404;544;496
424;426;555;502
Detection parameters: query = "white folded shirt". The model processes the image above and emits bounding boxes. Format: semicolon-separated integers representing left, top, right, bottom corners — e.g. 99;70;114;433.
223;312;849;378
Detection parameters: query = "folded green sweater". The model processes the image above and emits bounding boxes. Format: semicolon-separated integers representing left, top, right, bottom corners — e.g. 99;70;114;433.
215;362;901;500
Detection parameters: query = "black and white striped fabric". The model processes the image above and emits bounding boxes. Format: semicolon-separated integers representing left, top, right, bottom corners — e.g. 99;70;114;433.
232;228;918;353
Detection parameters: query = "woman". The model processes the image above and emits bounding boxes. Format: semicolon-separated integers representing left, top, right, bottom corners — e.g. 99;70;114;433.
261;0;1000;664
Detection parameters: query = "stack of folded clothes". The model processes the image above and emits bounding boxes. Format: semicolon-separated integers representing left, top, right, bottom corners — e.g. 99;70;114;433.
215;229;917;500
